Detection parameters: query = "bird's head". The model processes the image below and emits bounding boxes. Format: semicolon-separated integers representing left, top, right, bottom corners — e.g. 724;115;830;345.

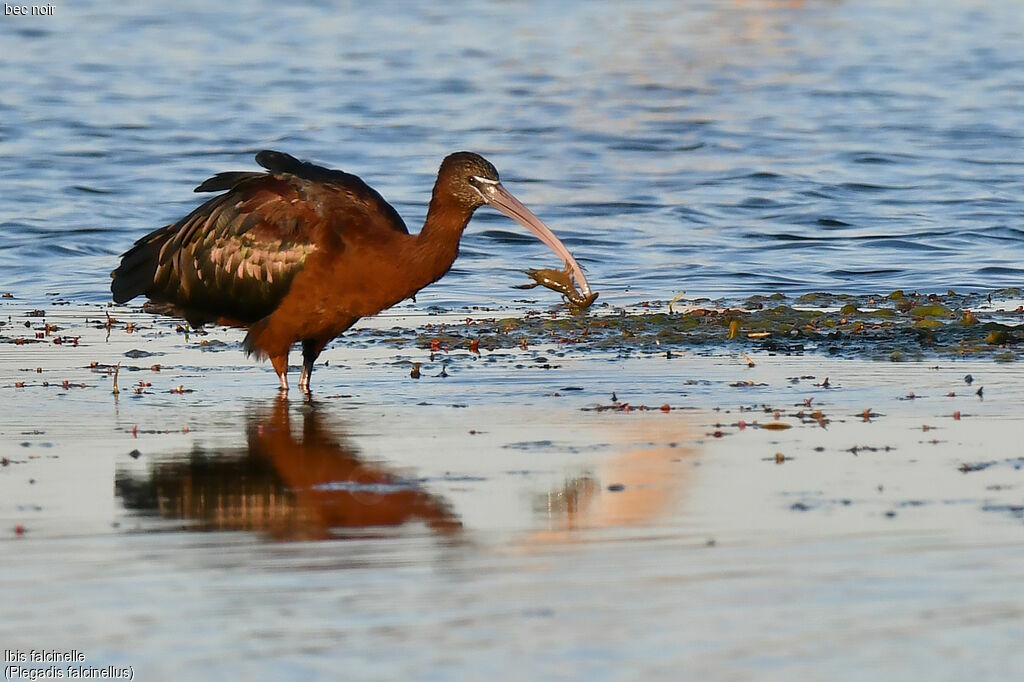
434;151;592;297
437;151;501;210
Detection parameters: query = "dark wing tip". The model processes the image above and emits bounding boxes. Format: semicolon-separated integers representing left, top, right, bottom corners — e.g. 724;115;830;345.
255;150;304;174
110;225;175;304
110;277;133;304
110;261;148;303
194;171;261;193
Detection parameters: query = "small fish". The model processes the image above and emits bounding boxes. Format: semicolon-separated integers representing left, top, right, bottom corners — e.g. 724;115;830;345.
515;264;598;309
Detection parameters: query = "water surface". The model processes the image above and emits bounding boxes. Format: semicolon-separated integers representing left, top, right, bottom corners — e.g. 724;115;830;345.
2;302;1024;679
1;1;1022;308
2;2;1024;680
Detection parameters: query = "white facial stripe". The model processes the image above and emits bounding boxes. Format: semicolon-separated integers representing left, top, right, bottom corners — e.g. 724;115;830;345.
468;184;488;202
469;175;499;202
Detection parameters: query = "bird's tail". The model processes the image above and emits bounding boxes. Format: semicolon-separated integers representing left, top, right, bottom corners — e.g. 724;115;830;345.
242;318;271;360
110;225;174;304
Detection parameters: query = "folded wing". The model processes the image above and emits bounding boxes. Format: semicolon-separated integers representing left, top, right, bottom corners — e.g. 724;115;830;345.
110;150;408;325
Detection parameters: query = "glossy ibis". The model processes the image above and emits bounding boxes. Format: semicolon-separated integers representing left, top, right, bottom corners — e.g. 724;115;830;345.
111;150;592;393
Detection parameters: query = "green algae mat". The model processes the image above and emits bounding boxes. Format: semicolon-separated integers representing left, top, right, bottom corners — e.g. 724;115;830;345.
397;289;1024;363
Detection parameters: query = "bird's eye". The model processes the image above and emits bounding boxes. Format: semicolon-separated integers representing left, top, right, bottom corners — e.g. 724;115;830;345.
468;175;498;202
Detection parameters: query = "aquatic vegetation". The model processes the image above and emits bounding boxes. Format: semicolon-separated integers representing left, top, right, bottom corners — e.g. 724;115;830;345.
402;290;1023;362
3;290;1020;372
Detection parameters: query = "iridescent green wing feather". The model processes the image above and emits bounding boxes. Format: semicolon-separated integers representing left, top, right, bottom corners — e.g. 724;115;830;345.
142;175;320;323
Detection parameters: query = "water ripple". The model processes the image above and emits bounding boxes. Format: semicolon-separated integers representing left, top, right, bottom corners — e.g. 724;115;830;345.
0;2;1021;307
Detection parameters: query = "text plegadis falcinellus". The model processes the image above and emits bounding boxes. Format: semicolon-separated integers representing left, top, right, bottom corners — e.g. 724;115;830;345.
111;150;592;393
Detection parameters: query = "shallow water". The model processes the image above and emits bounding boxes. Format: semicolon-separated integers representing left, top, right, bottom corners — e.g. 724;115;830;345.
2;1;1024;308
3;2;1024;680
2;303;1024;679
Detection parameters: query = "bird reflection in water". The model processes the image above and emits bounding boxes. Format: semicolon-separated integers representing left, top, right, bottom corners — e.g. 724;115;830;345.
116;399;461;541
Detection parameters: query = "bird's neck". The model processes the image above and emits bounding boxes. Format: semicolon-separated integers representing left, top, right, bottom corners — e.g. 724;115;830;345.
409;193;474;289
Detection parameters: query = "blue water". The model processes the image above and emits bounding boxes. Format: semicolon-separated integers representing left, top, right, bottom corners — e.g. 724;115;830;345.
1;1;1022;310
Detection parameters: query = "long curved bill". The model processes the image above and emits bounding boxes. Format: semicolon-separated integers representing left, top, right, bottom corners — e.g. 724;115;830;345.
483;183;592;297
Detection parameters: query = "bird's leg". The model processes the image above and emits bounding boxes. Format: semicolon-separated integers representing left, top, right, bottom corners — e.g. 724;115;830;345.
270;353;289;393
299;339;326;394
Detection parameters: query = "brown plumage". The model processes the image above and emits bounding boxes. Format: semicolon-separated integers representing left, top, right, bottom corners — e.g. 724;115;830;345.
111;150;592;393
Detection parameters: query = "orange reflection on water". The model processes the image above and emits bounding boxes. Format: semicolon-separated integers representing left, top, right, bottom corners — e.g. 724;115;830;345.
116;399;460;541
529;415;698;543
